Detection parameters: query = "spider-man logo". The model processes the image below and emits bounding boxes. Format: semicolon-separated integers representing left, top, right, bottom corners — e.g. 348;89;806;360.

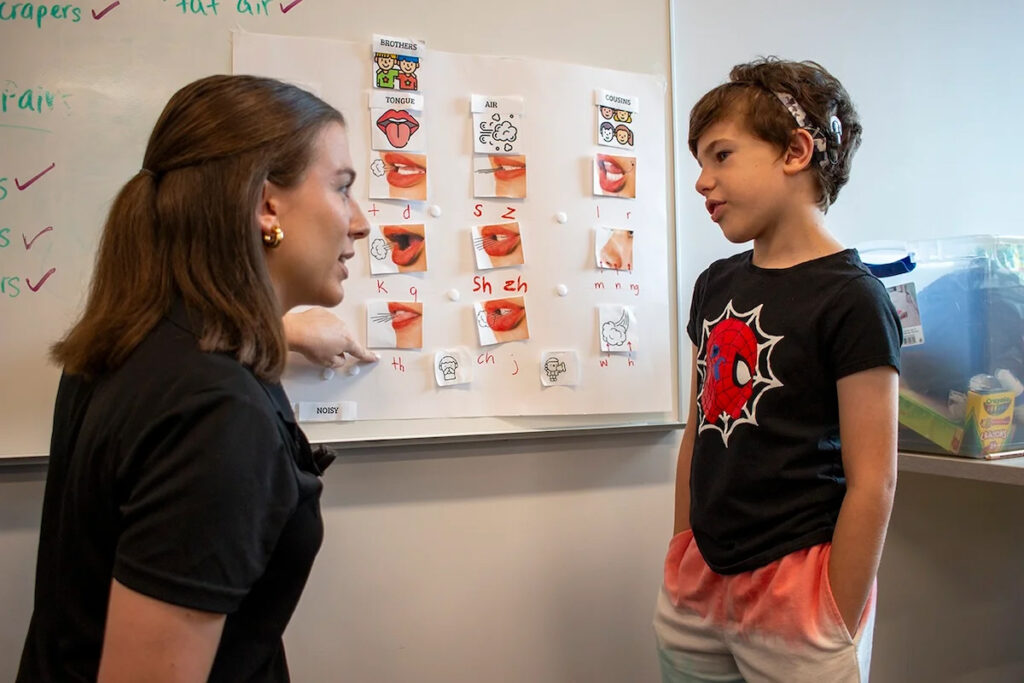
701;318;757;423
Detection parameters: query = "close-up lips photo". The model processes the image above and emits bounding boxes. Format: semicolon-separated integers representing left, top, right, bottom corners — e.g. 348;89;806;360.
376;109;420;149
596;154;632;194
382;152;427;189
381;226;425;266
387;301;422;331
480;223;521;257
489;155;526;181
484;298;526;332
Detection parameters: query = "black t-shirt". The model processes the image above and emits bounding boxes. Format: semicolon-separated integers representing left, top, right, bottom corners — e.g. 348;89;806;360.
18;300;329;682
686;249;901;574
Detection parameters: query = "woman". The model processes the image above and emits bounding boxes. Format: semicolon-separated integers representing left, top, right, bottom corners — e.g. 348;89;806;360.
17;75;369;682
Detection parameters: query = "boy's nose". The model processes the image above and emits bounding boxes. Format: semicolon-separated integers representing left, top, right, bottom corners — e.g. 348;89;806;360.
695;169;713;196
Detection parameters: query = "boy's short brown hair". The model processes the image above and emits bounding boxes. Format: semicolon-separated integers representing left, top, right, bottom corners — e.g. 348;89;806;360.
688;57;862;212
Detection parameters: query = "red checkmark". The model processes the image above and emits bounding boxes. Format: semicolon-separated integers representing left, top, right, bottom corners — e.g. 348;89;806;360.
23;226;53;250
15;162;56;191
280;0;304;13
91;1;120;19
26;267;56;292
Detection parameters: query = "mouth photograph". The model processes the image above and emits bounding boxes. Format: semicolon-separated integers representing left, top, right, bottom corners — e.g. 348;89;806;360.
383;152;427;189
366;300;424;349
473;154;527;199
488;155;526;181
369;152;428;201
381;225;427;270
473;222;523;265
475;296;529;344
375;109;421;149
594;153;637;198
387;301;422;331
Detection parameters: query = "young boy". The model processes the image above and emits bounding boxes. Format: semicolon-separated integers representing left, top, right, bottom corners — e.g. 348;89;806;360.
653;58;902;682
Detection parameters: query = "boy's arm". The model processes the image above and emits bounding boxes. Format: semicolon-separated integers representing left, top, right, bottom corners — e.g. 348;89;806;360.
673;346;699;535
829;365;899;635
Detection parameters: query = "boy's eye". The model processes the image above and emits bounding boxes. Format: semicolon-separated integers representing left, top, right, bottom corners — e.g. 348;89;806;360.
715;150;731;162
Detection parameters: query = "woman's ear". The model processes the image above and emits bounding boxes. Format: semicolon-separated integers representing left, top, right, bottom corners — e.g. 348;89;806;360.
257;180;282;233
782;128;815;175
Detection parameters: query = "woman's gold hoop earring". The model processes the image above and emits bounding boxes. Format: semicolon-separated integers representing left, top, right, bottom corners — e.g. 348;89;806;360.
263;224;284;248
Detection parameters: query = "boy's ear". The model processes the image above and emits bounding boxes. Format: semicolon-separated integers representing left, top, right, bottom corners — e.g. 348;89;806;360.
782;128;815;175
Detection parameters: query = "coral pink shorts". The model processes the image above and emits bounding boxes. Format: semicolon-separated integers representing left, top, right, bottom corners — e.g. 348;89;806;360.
653;530;875;683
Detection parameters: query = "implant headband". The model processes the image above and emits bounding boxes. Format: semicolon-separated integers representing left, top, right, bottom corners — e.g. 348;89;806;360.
773;91;842;167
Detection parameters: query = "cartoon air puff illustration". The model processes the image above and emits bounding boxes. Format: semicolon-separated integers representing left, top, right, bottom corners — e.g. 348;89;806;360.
544;357;567;382
375;53;399;89
396;55;419;91
438;355;459;381
600;121;615;143
369;238;390;262
601;309;629;347
478;113;519;153
598;305;637;353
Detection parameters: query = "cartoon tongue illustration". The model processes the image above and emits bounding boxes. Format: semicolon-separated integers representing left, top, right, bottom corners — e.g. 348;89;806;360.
376;109;420;149
385;122;411;147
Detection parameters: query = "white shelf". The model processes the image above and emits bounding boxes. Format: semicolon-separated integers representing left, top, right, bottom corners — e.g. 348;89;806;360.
898;451;1024;486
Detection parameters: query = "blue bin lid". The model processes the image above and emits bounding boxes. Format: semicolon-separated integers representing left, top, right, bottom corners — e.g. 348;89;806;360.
856;241;917;278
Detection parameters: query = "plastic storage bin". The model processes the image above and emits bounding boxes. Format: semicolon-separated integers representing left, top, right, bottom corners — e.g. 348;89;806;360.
861;236;1024;459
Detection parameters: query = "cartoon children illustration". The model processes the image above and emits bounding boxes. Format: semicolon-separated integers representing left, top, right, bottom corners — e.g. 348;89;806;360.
614;124;634;147
613;108;632;123
375;53;399;89
397;55;420;91
600;121;615;143
600;105;615;120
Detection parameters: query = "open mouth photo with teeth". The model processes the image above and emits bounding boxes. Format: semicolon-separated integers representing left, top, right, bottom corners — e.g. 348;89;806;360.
369;151;428;201
594;153;636;198
472;221;523;266
473;154;527;199
367;300;424;349
475;296;530;344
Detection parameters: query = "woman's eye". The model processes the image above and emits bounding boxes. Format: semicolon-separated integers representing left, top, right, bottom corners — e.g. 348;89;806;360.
337;184;352;198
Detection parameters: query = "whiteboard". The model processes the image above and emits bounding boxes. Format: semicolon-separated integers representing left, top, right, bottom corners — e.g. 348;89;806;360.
0;10;680;459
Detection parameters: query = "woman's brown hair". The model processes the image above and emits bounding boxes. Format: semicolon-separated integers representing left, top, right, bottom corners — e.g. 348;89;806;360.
52;75;345;381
